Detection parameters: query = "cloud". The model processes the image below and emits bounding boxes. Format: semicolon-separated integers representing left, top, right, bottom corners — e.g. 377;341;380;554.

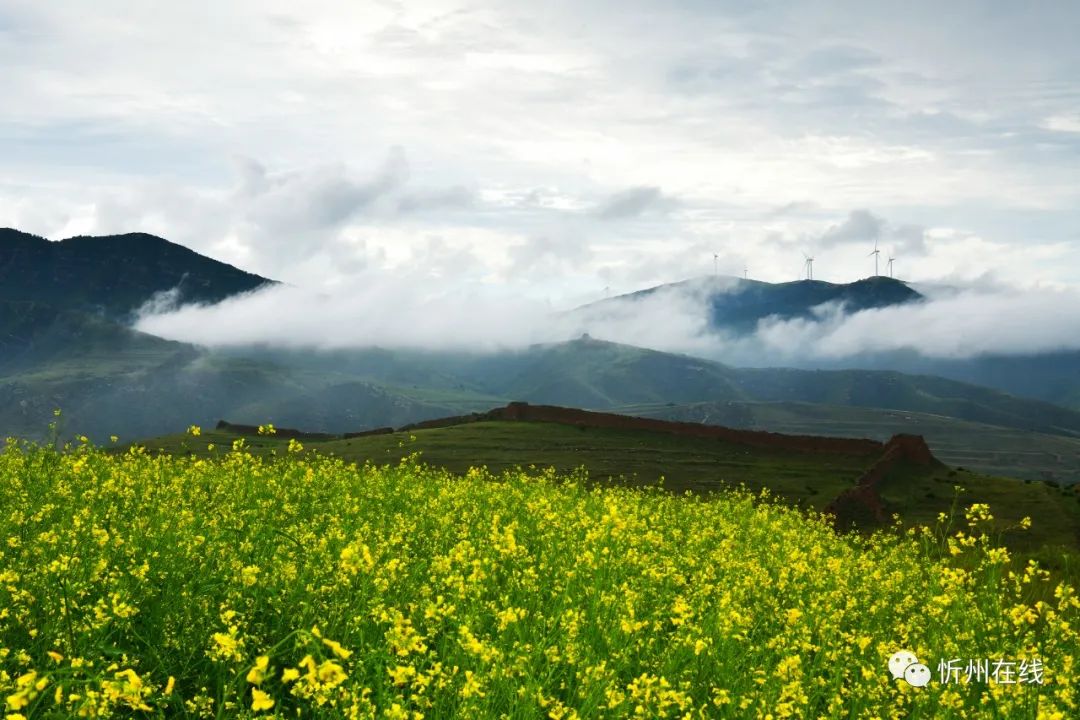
816;209;928;258
594;186;672;220
235;147;408;233
134;263;1080;364
508;233;593;273
798;45;881;76
396;186;475;214
889;224;927;255
750;287;1080;360
135;278;557;352
819;209;884;247
2;1;1079;293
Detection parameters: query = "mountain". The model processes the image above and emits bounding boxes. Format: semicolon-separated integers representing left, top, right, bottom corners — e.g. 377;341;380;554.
575;274;1080;413
573;275;923;333
3;225;1080;486
0;228;273;320
809;350;1080;412
0;300;184;373
480;335;746;407
410;336;1080;440
728;366;1080;438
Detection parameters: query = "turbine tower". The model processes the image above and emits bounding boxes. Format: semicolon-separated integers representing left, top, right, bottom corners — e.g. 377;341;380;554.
803;253;814;281
713;253;718;276
869;240;881;277
743;264;748;280
886;253;896;278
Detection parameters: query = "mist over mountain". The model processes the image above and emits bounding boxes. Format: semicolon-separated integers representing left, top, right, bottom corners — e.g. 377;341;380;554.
4;226;1080;484
571;275;924;334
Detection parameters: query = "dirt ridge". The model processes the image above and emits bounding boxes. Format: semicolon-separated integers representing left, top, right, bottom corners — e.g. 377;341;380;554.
398;402;887;457
216;403;942;529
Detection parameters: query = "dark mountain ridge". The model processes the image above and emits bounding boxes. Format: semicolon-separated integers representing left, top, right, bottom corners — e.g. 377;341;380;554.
0;228;274;320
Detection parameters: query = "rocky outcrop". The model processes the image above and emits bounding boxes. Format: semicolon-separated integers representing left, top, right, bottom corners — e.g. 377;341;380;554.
824;433;939;528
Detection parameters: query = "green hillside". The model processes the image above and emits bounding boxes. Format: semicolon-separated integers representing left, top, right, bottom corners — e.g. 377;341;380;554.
731;366;1080;437
0;300;187;372
131;419;1080;565
618;400;1080;484
11;332;1080;488
440;337;1080;442
493;336;746;407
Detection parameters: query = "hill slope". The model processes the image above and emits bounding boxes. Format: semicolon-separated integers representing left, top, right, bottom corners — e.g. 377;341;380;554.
134;415;1080;556
0;300;184;373
433;337;1080;442
618;400;1080;484
0;228;273;320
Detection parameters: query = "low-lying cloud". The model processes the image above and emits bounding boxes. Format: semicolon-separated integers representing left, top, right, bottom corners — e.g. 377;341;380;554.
749;288;1080;360
134;273;1080;364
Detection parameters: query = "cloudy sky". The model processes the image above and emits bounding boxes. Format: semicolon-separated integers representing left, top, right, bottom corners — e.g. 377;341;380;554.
2;0;1079;304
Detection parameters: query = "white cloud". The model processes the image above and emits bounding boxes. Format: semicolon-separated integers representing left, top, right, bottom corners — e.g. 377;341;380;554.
1;0;1079;296
134;268;1080;363
1043;114;1080;134
749;287;1080;360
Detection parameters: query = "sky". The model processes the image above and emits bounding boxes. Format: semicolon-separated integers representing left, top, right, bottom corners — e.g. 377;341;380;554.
2;0;1080;308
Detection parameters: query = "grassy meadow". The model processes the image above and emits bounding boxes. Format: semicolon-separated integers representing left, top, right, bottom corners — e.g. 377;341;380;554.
132;421;1080;559
1;432;1078;719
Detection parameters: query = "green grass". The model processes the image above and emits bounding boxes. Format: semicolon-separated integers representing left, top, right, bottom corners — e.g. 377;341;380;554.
130;420;1080;563
133;421;874;505
620;400;1080;484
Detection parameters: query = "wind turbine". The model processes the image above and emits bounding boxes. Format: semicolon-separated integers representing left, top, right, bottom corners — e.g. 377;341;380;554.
803;253;814;281
869;240;881;277
743;264;748;280
713;253;718;276
886;252;896;278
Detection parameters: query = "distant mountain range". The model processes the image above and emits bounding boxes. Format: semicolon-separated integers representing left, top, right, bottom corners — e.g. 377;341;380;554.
2;226;1079;484
572;273;1080;412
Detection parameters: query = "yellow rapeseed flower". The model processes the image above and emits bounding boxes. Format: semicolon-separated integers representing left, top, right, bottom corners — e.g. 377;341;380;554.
251;688;274;712
246;655;271;685
321;638;352;659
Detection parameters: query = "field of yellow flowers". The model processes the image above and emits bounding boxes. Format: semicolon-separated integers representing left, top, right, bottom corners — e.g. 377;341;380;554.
1;432;1077;719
